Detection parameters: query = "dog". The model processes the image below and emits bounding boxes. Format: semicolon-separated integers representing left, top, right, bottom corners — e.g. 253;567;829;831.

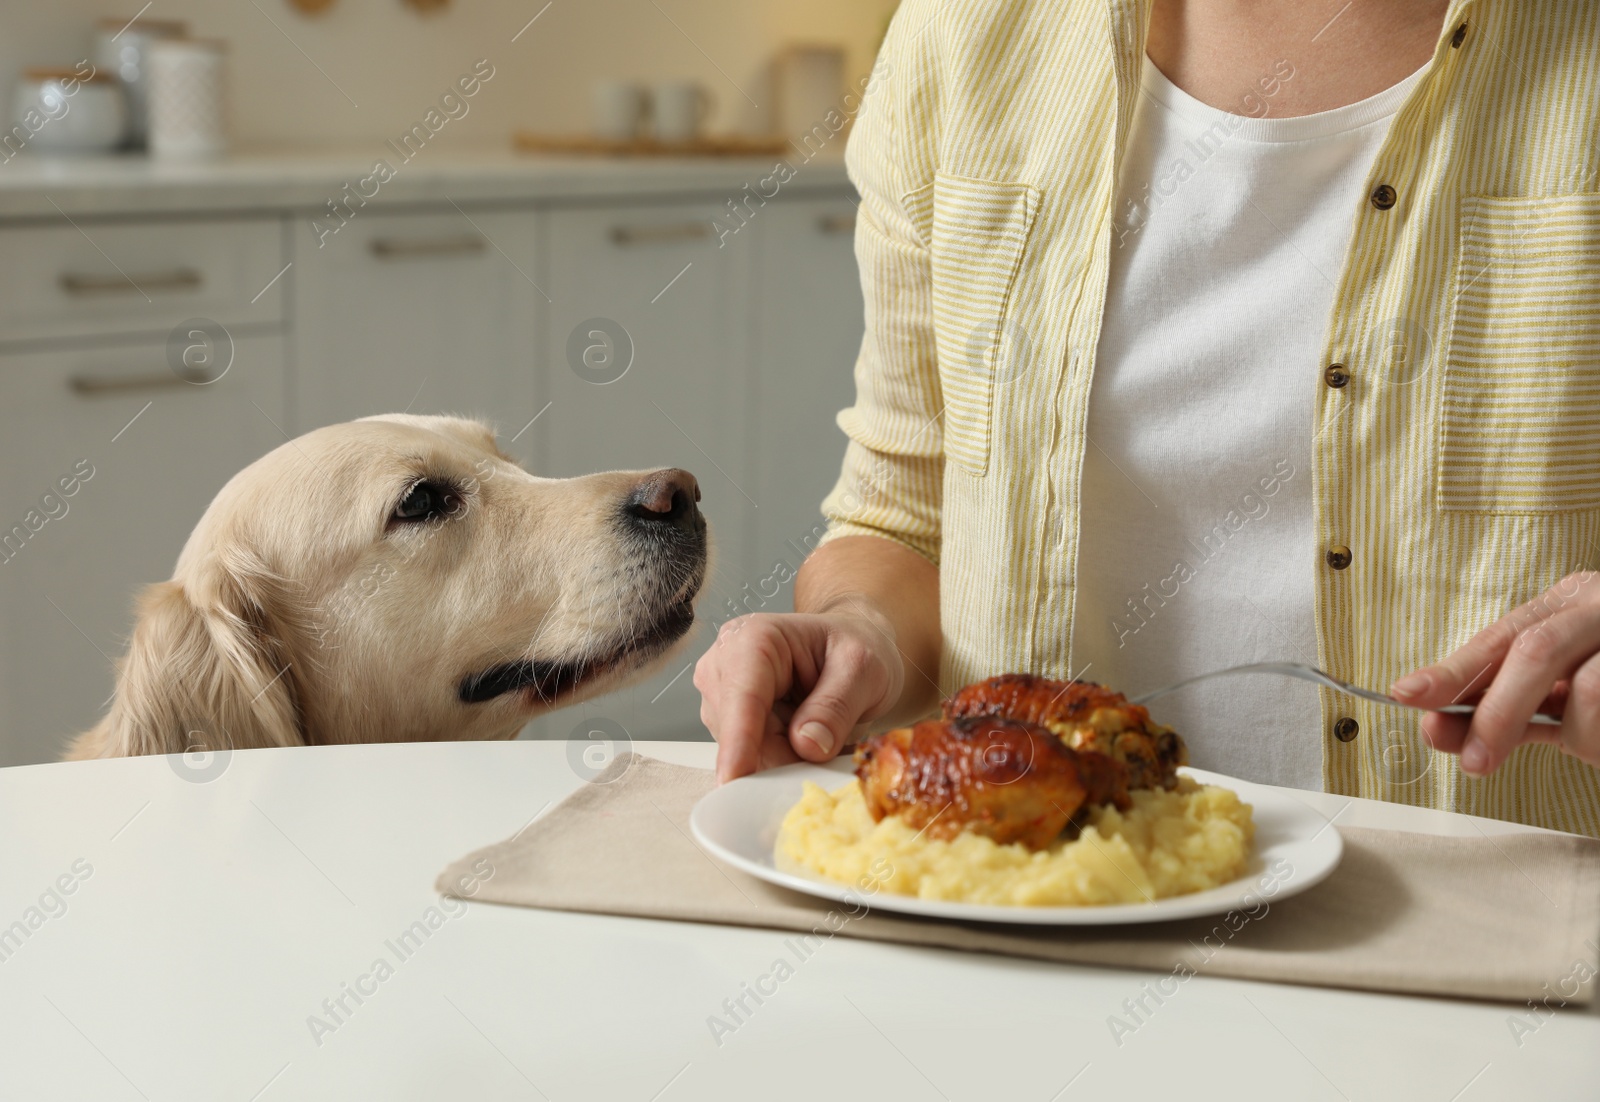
66;414;709;759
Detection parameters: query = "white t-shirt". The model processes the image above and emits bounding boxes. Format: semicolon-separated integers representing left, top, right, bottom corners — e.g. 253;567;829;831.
1069;57;1428;790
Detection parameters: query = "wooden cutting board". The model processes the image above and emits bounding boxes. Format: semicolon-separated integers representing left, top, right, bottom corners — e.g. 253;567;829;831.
513;132;792;158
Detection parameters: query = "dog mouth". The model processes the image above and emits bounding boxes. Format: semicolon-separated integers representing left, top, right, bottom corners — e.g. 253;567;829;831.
456;587;700;707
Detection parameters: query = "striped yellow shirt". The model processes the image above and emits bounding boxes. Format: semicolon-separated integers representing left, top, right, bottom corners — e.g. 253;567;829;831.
821;0;1600;834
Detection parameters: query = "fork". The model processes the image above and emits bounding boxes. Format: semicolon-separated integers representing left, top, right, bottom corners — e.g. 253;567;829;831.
1129;661;1562;726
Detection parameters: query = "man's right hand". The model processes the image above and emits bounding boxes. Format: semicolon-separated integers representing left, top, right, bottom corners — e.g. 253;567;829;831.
694;610;904;784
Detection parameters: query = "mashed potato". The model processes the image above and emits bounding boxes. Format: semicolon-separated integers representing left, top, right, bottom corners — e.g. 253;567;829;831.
777;776;1253;906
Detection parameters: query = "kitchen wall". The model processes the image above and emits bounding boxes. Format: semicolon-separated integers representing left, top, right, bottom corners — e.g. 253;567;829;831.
0;0;899;148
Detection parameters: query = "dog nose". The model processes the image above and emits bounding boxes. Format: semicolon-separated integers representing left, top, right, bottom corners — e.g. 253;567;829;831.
626;468;701;531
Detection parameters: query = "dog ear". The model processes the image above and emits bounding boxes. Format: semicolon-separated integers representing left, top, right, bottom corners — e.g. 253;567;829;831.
92;549;304;758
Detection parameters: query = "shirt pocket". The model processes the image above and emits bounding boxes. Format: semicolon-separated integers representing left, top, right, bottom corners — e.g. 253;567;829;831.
1438;193;1600;513
924;173;1040;477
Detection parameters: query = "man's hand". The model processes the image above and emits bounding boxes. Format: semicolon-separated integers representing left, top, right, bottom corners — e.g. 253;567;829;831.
694;535;941;784
1391;571;1600;776
694;610;905;784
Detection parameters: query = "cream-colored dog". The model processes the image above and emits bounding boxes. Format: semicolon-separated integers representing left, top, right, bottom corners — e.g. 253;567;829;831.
67;414;709;759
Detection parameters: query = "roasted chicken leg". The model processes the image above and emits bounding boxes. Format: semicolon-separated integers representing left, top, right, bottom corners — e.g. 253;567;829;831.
943;674;1187;791
853;717;1129;851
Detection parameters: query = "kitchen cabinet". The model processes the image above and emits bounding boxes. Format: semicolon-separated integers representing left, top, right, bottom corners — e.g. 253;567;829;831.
0;169;863;764
0;333;290;765
522;198;755;743
290;209;542;462
0;218;284;345
521;192;866;745
748;196;863;613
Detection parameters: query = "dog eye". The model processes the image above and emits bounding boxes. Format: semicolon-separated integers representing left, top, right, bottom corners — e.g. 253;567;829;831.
393;481;459;523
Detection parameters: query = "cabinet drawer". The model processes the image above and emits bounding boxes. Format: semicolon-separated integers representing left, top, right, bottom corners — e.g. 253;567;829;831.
0;218;285;345
292;209;542;451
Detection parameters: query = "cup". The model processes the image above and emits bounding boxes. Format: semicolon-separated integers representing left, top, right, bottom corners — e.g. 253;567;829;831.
591;80;648;142
651;81;712;144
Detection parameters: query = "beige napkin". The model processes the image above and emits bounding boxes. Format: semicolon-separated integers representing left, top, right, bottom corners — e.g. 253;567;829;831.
437;753;1600;1004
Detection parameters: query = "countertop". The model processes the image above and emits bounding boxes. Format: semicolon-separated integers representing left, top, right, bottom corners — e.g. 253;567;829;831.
0;144;853;220
1;738;1594;1100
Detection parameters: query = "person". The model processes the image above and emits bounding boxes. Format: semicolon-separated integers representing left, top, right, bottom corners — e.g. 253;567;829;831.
694;0;1600;835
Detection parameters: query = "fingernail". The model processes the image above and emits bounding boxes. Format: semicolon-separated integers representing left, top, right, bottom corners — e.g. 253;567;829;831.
797;721;838;757
1461;742;1488;775
1391;672;1432;698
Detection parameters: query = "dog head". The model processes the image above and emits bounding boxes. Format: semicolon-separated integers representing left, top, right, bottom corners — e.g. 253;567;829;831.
69;414;709;758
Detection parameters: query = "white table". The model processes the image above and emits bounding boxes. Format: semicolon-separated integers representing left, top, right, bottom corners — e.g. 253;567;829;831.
1;740;1594;1101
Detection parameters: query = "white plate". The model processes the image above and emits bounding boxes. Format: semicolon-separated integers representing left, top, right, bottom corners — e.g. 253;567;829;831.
689;758;1343;925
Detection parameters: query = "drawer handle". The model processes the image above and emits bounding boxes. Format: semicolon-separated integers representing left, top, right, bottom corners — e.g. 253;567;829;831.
59;268;203;295
368;235;487;259
68;365;223;395
609;222;712;246
818;214;856;235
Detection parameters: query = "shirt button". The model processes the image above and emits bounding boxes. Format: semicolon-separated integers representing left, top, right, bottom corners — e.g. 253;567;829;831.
1451;21;1468;48
1370;184;1398;210
1325;364;1350;389
1326;545;1352;570
1333;717;1360;742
